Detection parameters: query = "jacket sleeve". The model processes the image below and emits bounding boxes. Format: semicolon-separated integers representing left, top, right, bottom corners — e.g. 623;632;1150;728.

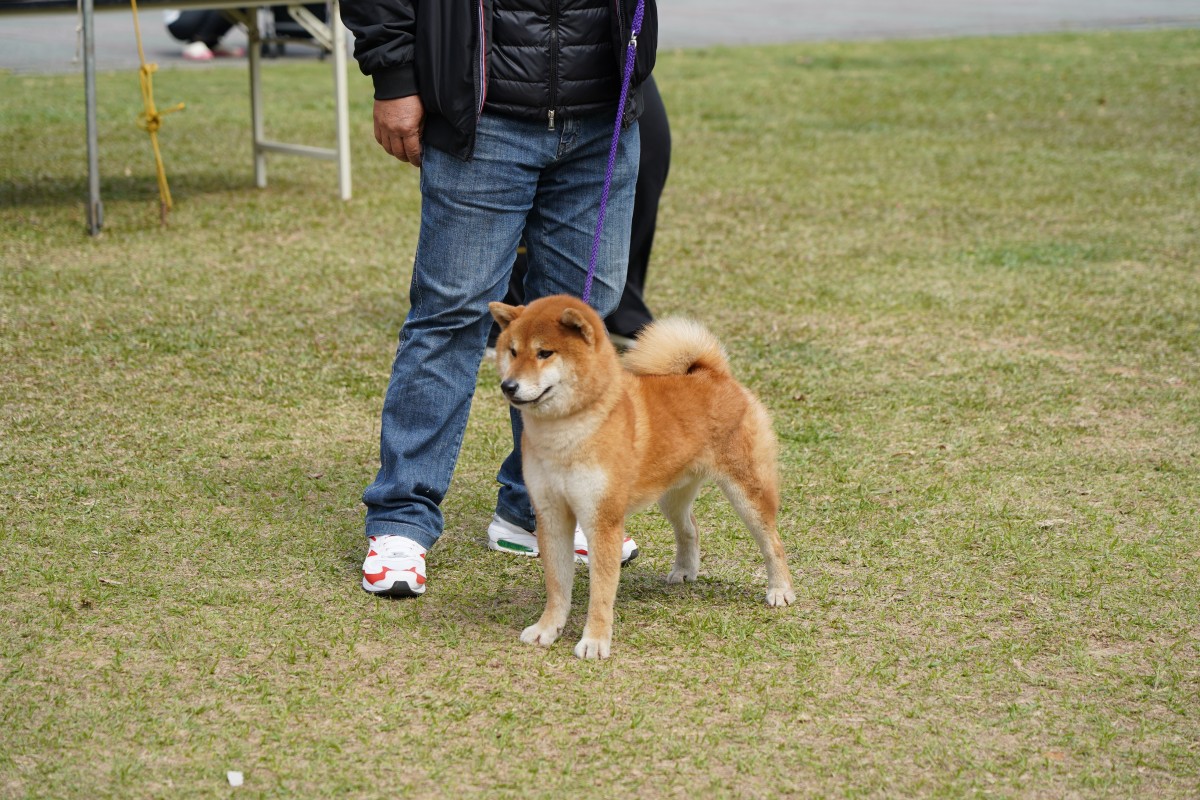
340;0;419;100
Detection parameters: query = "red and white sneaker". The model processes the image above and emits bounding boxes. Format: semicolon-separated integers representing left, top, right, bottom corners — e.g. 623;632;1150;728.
576;530;639;566
361;535;427;597
486;515;639;566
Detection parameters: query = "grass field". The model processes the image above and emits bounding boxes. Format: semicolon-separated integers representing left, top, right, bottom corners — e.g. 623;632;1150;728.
3;27;1199;798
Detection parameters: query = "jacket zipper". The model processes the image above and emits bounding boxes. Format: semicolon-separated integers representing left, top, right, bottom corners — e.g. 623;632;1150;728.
548;0;559;129
613;0;633;127
476;0;489;117
612;0;625;49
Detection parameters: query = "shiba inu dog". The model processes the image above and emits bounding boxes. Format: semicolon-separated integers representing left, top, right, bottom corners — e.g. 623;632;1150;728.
489;295;796;659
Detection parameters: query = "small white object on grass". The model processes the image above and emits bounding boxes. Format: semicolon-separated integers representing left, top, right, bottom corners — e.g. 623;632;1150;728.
227;771;244;787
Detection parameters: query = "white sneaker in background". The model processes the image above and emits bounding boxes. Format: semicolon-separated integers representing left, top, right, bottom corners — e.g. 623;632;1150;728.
486;514;639;565
486;515;539;557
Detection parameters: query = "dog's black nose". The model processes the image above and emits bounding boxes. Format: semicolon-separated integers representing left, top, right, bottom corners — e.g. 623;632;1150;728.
500;379;519;397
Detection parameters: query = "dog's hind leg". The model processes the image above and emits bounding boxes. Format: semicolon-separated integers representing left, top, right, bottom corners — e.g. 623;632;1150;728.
716;468;796;608
659;475;706;584
710;419;796;606
520;499;576;648
717;399;796;607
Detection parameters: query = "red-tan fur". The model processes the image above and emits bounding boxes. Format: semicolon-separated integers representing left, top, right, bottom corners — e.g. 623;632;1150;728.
489;295;795;659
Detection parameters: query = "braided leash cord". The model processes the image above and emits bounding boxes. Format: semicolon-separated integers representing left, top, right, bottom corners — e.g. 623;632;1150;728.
130;0;185;221
580;0;646;306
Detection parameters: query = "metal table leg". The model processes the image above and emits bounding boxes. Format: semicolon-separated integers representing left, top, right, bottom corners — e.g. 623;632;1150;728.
83;0;102;235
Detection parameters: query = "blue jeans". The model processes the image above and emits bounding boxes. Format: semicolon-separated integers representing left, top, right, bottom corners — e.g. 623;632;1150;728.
363;112;641;549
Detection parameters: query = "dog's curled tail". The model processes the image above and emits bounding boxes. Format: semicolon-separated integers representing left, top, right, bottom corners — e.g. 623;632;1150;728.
622;318;732;377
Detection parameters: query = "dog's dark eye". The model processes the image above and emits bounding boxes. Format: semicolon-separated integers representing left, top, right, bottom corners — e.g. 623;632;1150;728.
537;349;555;360
509;347;517;358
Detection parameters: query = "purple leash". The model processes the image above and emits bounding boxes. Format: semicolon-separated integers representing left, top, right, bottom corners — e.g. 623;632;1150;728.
580;0;646;306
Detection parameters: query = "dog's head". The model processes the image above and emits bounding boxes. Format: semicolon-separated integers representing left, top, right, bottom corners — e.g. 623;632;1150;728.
489;295;617;418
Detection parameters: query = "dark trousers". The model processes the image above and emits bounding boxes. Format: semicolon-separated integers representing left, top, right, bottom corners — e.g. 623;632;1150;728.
490;75;671;343
166;10;235;47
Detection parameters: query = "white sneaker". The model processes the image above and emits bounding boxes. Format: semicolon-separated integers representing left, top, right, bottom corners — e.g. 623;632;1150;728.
181;41;214;61
361;535;427;597
486;515;539;557
486;514;639;565
608;332;637;351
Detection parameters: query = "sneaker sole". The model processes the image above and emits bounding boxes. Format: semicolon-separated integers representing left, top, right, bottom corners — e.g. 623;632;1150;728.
592;545;639;567
361;577;424;597
487;538;539;557
489;521;640;567
490;540;640;566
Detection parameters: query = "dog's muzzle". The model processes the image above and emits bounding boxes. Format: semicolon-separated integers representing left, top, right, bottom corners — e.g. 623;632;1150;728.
501;379;550;406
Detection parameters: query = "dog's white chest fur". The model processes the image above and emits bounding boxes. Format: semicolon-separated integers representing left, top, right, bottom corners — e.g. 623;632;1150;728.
524;455;608;530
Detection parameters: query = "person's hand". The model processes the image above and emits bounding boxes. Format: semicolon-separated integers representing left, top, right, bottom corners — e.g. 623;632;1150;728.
373;95;425;167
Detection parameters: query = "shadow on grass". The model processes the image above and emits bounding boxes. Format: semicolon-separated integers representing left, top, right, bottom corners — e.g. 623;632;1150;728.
2;171;260;210
339;537;766;607
342;535;791;657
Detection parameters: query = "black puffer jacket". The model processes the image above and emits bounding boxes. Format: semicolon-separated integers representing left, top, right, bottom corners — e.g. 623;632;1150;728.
486;0;618;127
341;0;657;160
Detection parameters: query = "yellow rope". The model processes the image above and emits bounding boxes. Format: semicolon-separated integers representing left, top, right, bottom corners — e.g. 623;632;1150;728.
129;0;184;219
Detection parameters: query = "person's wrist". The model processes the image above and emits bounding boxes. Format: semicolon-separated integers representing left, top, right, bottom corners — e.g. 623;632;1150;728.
372;65;418;101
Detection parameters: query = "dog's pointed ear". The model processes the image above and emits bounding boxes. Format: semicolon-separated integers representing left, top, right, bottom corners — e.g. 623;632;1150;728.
560;307;596;345
489;302;525;331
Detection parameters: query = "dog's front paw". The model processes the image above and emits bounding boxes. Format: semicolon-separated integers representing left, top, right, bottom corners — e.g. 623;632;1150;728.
520;621;563;647
667;567;698;584
573;636;611;660
765;587;796;607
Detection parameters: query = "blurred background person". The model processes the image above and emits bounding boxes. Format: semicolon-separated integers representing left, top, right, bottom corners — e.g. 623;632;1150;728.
164;9;245;61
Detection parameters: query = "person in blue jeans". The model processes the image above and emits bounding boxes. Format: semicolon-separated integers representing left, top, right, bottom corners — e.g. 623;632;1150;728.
489;75;671;351
341;0;659;596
